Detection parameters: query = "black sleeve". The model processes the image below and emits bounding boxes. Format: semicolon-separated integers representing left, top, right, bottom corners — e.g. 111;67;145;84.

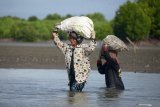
97;60;105;74
102;51;120;72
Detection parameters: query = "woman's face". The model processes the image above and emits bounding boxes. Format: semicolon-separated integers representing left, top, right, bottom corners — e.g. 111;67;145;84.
69;36;78;47
101;45;107;55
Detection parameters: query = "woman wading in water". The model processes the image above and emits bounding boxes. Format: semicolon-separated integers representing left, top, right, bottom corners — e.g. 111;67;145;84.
97;44;125;90
53;29;97;92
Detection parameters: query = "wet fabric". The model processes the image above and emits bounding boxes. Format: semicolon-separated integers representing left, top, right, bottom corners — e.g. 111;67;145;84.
69;48;76;87
54;35;97;83
69;48;85;92
69;81;85;92
105;67;124;90
97;51;125;90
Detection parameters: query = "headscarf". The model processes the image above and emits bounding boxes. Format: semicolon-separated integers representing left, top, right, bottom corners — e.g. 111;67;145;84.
69;31;83;44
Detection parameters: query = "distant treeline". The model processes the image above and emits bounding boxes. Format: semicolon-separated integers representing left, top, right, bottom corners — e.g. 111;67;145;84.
0;0;159;42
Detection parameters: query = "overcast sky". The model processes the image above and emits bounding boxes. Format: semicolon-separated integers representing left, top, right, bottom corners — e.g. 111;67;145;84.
0;0;128;20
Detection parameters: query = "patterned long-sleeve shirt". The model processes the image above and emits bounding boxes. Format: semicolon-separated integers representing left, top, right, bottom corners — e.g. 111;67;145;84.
54;35;97;83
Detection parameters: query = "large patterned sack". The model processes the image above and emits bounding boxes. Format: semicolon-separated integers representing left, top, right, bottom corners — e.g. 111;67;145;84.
103;35;128;52
55;16;94;39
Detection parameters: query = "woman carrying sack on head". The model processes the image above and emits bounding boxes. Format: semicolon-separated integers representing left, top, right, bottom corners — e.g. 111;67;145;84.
97;35;126;90
53;29;97;92
97;44;125;90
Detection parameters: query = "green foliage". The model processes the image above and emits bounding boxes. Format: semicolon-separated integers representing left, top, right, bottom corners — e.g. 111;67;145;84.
137;0;160;39
0;2;160;42
3;9;160;42
0;13;112;41
87;13;113;40
0;16;22;38
11;20;59;42
113;1;151;41
94;21;113;40
153;7;160;39
11;22;38;42
87;13;106;22
0;15;62;42
28;16;39;21
62;14;73;20
45;13;62;20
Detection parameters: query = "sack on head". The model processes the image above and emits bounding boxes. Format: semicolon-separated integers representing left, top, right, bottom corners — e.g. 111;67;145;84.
55;16;95;39
102;35;128;52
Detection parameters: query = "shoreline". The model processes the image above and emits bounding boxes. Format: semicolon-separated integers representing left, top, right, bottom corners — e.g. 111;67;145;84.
0;41;160;73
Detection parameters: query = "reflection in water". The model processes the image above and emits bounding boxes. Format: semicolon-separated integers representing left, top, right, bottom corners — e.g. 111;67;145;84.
0;69;160;107
97;87;124;107
97;87;123;99
104;88;123;98
67;91;89;107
